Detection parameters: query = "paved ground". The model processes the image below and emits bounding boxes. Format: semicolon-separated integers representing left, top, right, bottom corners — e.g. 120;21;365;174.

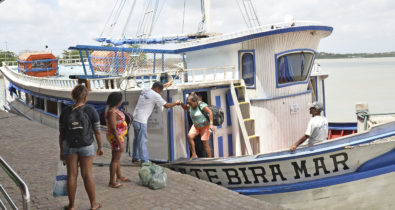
0;111;286;210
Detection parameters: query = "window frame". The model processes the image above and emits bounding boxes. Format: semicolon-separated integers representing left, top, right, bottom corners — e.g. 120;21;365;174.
275;48;316;88
238;50;256;89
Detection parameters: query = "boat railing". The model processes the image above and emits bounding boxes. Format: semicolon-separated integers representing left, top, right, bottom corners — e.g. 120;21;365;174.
0;156;30;210
179;66;237;84
58;58;88;65
2;61;237;91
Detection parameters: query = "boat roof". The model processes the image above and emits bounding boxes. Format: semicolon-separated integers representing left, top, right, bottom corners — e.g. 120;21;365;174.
70;22;333;54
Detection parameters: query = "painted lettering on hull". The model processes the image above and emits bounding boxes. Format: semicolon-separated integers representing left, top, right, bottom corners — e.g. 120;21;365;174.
170;152;350;186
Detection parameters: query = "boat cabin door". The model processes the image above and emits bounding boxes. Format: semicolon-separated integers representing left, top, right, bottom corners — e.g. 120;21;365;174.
183;88;234;159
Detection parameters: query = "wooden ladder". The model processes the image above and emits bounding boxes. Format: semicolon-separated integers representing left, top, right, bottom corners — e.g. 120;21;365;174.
230;81;260;155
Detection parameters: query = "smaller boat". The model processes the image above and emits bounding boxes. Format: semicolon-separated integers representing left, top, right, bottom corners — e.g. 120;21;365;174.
17;52;58;77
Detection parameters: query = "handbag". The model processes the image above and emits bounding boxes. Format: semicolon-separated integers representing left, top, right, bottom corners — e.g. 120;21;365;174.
53;161;68;197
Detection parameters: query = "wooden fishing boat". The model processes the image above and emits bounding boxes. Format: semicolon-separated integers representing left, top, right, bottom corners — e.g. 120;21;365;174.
1;1;394;209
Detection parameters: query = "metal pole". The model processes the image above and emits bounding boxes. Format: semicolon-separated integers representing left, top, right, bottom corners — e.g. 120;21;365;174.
0;156;30;210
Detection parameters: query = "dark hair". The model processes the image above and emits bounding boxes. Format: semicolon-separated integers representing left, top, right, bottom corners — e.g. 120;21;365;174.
106;92;123;107
71;84;88;102
152;81;164;91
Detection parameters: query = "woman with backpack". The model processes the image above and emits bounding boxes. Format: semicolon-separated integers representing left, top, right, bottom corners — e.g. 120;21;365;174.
179;92;214;160
59;84;103;210
105;92;130;188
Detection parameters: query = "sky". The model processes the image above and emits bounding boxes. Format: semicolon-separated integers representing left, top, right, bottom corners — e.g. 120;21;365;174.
1;0;395;55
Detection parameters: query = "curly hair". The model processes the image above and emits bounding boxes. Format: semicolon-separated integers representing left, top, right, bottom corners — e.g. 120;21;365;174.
71;84;88;103
187;92;199;102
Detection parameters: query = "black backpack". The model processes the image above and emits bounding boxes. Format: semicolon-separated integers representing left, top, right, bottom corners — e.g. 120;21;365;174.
64;106;94;148
198;103;225;126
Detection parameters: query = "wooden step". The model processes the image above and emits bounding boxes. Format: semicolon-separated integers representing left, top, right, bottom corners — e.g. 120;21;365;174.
239;101;249;105
239;101;250;119
249;135;260;155
244;119;255;137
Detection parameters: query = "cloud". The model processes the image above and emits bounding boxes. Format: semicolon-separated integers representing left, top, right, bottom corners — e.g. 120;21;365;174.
0;0;394;54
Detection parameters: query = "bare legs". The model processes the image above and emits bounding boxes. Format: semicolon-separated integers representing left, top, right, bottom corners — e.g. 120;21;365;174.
66;154;78;210
109;149;123;187
187;133;198;160
66;155;100;210
202;141;212;158
188;134;212;159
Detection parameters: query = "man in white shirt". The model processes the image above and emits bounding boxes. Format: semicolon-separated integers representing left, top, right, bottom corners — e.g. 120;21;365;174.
290;101;328;152
132;81;180;164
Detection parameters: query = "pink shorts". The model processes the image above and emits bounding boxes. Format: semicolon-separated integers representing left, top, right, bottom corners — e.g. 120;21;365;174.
189;125;210;141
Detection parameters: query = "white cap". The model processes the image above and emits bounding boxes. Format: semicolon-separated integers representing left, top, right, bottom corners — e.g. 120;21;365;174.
309;101;324;111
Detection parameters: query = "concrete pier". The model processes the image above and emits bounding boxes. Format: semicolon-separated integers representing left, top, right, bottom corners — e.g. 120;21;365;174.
0;111;285;210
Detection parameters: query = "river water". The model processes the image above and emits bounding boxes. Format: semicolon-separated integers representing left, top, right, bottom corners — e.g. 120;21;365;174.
1;57;395;122
318;57;395;122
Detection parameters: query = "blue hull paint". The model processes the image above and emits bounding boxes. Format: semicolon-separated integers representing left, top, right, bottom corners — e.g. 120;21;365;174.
232;149;395;195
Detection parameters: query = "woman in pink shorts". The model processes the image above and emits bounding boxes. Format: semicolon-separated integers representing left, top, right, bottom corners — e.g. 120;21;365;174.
179;93;214;160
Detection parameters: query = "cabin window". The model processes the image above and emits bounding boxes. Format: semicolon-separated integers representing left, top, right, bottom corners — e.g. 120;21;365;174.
34;97;45;110
240;52;255;87
46;100;58;116
276;51;315;86
25;93;33;105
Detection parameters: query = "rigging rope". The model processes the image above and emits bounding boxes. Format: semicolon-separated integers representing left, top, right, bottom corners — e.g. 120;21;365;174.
121;0;137;39
99;0;121;38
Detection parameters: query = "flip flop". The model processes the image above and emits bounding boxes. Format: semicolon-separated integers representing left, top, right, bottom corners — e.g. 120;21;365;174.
117;177;131;182
91;203;102;210
108;182;123;188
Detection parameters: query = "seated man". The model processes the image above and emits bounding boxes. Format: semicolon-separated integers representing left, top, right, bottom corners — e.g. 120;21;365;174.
290;101;328;152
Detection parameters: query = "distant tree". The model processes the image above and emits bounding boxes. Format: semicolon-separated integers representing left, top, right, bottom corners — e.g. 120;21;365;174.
61;50;90;59
0;50;17;67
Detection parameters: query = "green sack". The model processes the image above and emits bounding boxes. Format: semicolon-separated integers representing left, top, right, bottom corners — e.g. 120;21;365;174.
138;166;152;186
149;171;167;190
138;164;167;190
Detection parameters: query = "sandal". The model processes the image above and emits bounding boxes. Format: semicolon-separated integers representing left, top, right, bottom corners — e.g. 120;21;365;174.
91;203;102;210
117;177;131;182
108;182;123;188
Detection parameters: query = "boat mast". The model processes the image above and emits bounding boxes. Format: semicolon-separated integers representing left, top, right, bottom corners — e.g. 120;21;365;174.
204;0;211;33
198;0;211;33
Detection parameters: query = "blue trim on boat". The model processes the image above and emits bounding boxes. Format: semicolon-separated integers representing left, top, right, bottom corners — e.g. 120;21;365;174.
328;122;357;131
173;126;395;167
167;91;175;161
232;162;395;195
17;59;58;63
218;136;224;157
177;26;332;54
322;79;326;116
228;134;233;156
70;26;333;54
238;50;256;89
250;90;312;102
357;149;395;172
215;95;222;129
225;90;232;126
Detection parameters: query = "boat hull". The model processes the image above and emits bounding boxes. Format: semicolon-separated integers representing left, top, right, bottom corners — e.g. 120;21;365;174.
252;167;395;210
167;128;395;209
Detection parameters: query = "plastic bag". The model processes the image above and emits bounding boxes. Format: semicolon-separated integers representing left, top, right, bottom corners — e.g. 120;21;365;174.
139;166;152;186
138;164;167;190
53;161;68;197
149;171;167;190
